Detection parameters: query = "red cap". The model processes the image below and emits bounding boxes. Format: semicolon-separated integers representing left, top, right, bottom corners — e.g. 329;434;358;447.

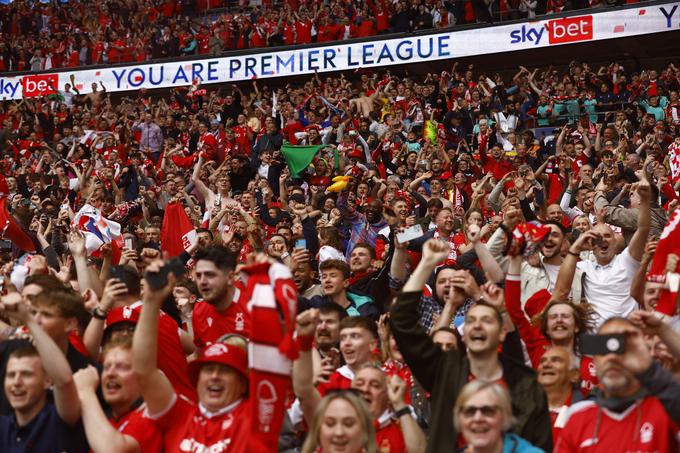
347;148;364;160
525;289;552;319
188;343;248;385
104;306;139;331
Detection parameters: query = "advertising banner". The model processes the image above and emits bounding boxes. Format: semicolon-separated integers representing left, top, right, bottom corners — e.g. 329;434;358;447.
0;2;678;100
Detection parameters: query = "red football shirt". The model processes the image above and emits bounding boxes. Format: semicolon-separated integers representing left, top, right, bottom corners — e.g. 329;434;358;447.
129;302;196;401
192;287;251;349
376;419;406;453
295;20;312;43
110;403;163;452
556;398;679;452
151;395;251;453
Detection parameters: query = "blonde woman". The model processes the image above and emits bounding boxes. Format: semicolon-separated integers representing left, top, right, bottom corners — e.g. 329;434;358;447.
454;381;544;453
301;392;378;453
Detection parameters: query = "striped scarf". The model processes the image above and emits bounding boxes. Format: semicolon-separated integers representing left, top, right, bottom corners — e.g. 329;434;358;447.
241;261;298;452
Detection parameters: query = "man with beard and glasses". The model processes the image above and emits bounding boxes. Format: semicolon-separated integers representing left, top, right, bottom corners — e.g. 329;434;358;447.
556;317;680;452
337;194;387;259
191;246;250;348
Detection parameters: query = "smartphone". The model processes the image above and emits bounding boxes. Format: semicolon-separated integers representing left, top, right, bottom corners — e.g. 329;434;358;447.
295;238;307;250
108;266;130;291
396;225;424;244
124;237;134;250
0;240;12;252
579;333;626;356
144;258;186;291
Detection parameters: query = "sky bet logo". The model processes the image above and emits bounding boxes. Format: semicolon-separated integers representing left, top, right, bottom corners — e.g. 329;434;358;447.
510;15;593;46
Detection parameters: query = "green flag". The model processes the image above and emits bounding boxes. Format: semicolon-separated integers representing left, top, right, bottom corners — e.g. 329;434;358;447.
281;143;325;176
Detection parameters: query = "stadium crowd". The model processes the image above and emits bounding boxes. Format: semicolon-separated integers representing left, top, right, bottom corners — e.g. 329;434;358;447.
0;53;679;453
0;0;636;72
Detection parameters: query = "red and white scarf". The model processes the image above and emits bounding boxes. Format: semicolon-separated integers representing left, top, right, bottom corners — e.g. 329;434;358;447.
447;186;464;208
433;228;457;264
241;261;298;452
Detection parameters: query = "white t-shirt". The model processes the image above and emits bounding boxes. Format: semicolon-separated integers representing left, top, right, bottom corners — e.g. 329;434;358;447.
576;247;640;328
543;262;561;293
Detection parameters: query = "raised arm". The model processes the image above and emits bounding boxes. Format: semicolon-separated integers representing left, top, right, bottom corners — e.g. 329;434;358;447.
469;225;504;283
191;156;214;203
390;239;451;391
627;179;652;261
292;309;323;426
69;230;104;297
83;278;128;359
387;375;426;453
74;366;142;453
389;232;409;285
132;261;177;416
1;293;81;425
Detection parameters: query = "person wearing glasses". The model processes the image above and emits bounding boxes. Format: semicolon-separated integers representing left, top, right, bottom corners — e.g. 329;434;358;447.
454;380;544;453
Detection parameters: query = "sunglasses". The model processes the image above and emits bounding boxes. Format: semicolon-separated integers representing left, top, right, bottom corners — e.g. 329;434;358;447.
460;404;500;419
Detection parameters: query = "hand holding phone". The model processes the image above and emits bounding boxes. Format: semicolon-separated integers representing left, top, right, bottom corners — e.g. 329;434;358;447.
144;258;186;291
396;225;423;244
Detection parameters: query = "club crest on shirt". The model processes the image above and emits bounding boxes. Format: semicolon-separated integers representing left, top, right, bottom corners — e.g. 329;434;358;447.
640;422;654;444
235;312;245;331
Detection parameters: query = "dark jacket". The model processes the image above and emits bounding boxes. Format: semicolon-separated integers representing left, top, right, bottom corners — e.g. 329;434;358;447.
390;290;553;453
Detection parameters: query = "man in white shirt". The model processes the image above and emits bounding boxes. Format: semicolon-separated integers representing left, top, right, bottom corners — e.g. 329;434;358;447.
553;178;651;329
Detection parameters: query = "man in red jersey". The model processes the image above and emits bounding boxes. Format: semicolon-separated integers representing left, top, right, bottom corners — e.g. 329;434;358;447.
74;337;162;453
82;266;197;401
556;316;680;452
133;259;291;453
191;245;250;348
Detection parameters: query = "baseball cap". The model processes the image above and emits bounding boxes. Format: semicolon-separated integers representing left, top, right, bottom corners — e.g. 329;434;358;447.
188;342;248;385
104;305;140;332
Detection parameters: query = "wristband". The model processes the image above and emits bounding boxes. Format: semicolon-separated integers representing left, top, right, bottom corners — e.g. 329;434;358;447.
297;334;314;352
92;307;109;320
393;406;411;418
567;250;580;257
